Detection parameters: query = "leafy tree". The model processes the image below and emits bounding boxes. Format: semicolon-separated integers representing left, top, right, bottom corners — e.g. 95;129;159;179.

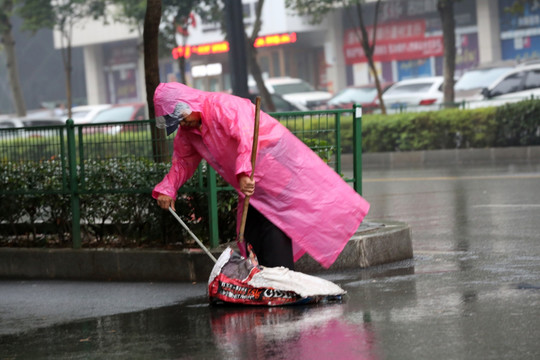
0;0;26;116
285;0;387;114
111;0;221;86
112;0;219;162
17;0;107;118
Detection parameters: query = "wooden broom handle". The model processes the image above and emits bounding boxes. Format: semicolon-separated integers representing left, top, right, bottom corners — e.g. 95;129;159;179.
238;96;261;243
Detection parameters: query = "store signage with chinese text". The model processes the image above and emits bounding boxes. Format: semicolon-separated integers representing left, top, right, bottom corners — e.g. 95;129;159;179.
343;20;443;64
173;32;297;59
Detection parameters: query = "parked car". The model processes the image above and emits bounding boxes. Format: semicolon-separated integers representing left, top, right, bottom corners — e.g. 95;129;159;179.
470;63;540;109
69;104;112;124
326;82;394;112
379;76;444;113
87;103;147;134
249;77;332;109
247;93;308;112
454;61;516;104
0;116;64;139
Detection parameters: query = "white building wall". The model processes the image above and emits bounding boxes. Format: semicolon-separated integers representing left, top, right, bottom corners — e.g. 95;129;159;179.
476;0;502;63
185;0;327;45
83;45;107;104
324;10;347;93
52;8;139;48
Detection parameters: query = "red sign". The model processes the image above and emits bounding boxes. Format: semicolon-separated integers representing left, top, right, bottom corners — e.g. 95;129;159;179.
173;32;297;59
343;20;443;64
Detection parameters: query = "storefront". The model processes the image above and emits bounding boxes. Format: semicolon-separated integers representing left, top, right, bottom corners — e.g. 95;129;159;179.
161;31;327;92
499;0;540;61
102;40;142;104
342;0;478;85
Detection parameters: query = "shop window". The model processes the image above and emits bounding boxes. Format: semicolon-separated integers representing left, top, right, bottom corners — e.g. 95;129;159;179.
260;56;270;75
272;52;280;77
210;78;220;92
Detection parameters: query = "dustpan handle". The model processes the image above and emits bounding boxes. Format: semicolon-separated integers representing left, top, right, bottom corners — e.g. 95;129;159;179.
169;207;217;263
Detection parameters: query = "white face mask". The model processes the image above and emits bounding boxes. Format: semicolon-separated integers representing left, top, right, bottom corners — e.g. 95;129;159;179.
155;102;192;135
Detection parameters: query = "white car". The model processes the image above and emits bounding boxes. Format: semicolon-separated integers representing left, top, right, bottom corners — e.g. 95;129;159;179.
250;77;332;109
0;117;64;139
68;104;112;124
380;76;444;113
454;62;515;105
470;63;540;109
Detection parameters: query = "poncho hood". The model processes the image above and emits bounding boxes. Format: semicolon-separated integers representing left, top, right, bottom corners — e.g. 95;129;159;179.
154;82;208;117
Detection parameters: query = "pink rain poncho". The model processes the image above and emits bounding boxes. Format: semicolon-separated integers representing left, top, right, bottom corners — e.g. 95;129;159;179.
152;83;370;268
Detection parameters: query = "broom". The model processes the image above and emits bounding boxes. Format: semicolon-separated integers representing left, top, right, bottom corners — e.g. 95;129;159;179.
237;96;261;258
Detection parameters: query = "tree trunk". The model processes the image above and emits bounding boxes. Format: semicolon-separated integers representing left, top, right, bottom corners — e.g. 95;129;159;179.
58;19;71;118
246;42;275;112
246;0;275;111
63;43;72;118
438;0;456;107
0;0;26;117
177;32;189;85
354;1;386;114
178;55;186;84
144;0;169;163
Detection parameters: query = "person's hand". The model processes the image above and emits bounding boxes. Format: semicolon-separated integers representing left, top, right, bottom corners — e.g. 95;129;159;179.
239;175;255;197
157;194;175;211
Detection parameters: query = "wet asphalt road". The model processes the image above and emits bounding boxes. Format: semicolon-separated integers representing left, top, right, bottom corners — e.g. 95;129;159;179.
1;162;540;359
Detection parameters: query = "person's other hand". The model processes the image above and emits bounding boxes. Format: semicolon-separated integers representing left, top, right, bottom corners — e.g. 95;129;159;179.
157;194;175;211
239;175;255;197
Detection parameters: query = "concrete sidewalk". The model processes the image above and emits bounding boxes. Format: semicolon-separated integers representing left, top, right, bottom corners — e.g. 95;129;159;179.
0;221;411;282
359;145;540;169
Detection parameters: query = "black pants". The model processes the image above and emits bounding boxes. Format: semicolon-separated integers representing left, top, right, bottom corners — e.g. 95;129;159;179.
244;204;294;270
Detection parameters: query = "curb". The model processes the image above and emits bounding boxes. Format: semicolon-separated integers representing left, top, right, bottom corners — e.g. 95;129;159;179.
354;145;540;169
0;221;412;282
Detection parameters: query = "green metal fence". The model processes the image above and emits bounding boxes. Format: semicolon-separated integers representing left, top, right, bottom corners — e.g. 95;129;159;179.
0;107;363;248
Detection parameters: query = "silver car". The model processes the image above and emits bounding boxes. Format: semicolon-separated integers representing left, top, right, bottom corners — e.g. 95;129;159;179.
380;76;444;113
471;62;540;109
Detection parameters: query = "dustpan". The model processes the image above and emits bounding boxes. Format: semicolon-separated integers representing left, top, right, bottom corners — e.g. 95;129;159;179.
208;246;346;306
169;208;346;306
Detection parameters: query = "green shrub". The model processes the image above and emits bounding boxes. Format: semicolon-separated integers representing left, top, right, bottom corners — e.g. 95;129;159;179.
336;99;538;153
494;99;540;146
0;157;238;248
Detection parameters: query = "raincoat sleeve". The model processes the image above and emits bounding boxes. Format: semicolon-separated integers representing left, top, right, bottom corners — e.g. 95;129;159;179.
152;132;202;200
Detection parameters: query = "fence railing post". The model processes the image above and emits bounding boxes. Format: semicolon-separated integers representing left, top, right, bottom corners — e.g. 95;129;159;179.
207;166;219;248
66;119;81;248
352;105;363;195
335;112;342;174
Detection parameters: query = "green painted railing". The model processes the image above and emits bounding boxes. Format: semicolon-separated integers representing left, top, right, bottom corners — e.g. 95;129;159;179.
0;107;363;248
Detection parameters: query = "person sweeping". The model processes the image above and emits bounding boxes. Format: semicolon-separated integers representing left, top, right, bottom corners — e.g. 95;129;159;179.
152;82;370;270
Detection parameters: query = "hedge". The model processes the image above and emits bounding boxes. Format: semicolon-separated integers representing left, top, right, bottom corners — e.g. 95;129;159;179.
0;158;237;248
1;98;539;248
360;98;540;152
